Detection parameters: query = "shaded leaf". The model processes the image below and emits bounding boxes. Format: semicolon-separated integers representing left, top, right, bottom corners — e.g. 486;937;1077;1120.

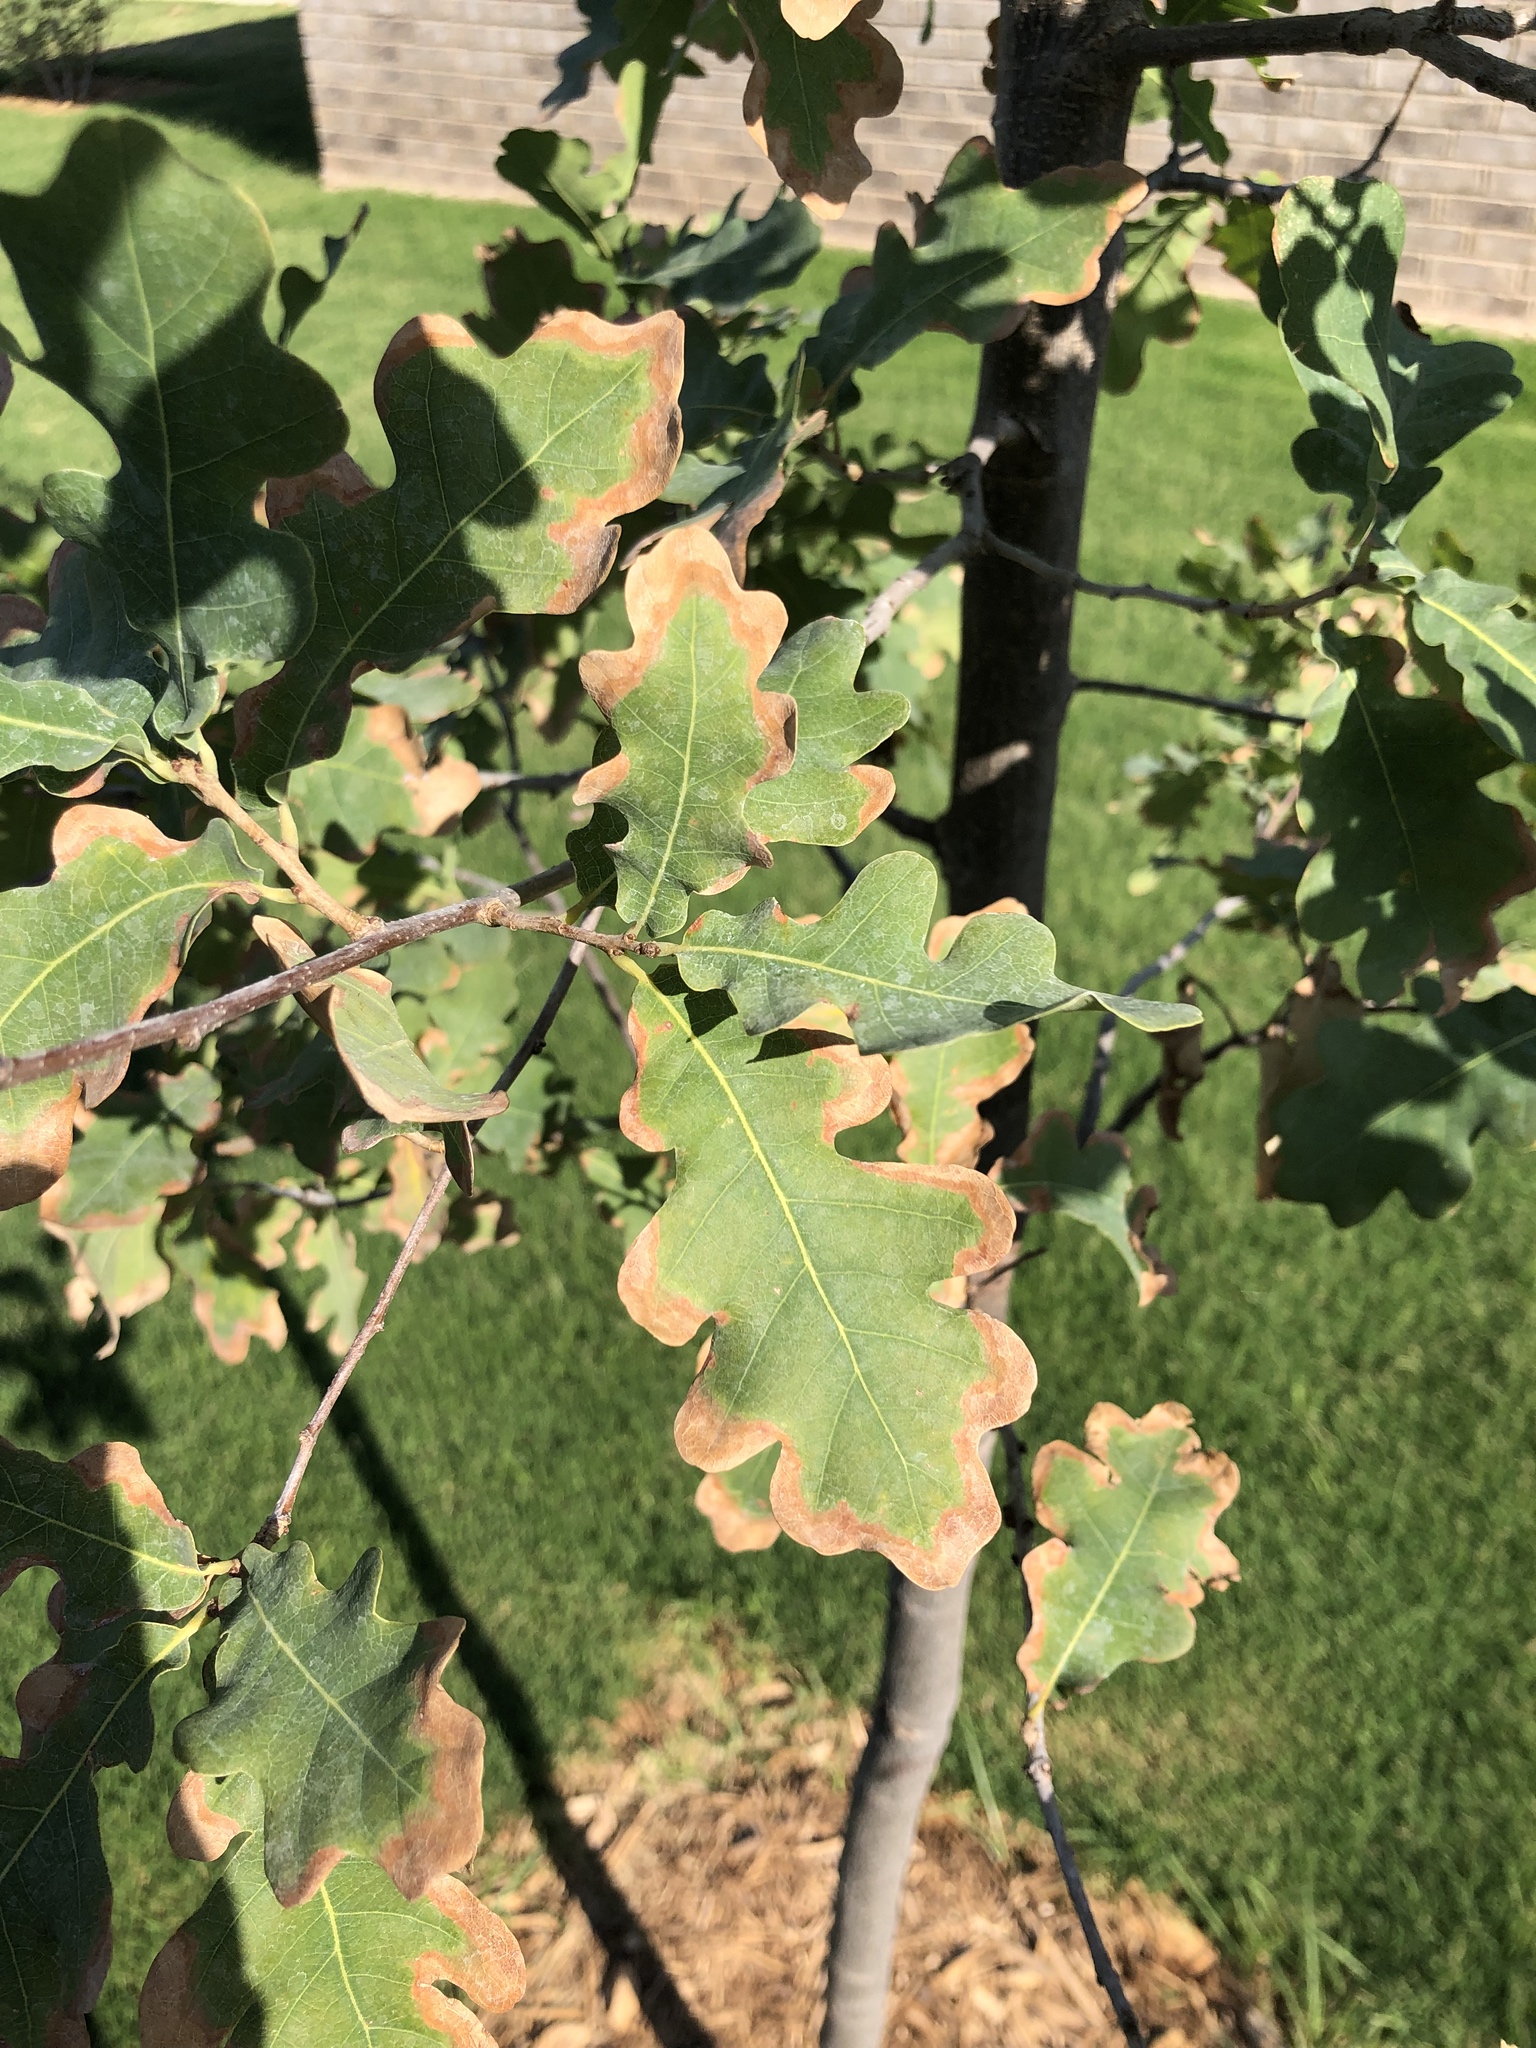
464;228;608;358
144;1770;523;2048
0;808;259;1210
647;191;821;313
1001;1110;1175;1306
493;130;634;255
735;0;903;218
1295;631;1536;1001
174;1541;485;1906
37;1104;198;1229
446;1193;520;1254
0;543;162;708
288;704;477;854
571;524;794;937
234;309;684;799
1267;978;1536;1224
0;1436;202;1624
807;141;1145;400
676;851;1201;1052
695;1447;782;1553
679;310;776;449
167;1222;287;1366
579;1144;671;1246
278;202;370;350
1018;1402;1238;1710
387;921;521;1099
254;918;508;1125
1104;196;1210;397
47;1211;171;1340
478;1058;570;1170
1411;567;1536;763
890;1026;1033;1168
293;1211;366;1356
743;615;908;845
616;965;1035;1587
0;120;348;734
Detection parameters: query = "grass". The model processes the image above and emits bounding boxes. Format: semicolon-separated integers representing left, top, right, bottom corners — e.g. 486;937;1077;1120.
3;9;1536;2042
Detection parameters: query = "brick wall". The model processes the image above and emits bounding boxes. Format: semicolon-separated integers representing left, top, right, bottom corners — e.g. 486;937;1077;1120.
296;0;1536;334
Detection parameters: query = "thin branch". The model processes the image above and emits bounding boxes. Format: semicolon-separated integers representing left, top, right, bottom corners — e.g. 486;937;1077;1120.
1001;1428;1147;2048
1075;676;1307;725
983;525;1372;620
1348;54;1427;175
1148;165;1290;201
168;753;372;936
0;864;641;1094
1113;4;1536;117
862;530;973;645
256;910;604;1548
477;766;586;794
1077;899;1243;1143
880;804;943;847
1107;1025;1262;1134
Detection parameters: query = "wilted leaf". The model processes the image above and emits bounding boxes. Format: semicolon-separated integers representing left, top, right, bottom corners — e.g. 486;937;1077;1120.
648;191;821;314
1019;1402;1238;1711
1104;196;1210;397
293;1211;366;1355
616;965;1035;1587
144;1771;523;2048
743;615;908;845
1001;1110;1175;1306
234;309;684;798
1;1612;200;2048
174;1542;485;1906
0;808;260;1210
167;1222;287;1366
1412;568;1536;763
0;1436;202;1624
572;524;794;937
254;918;508;1124
735;0;902;217
465;228;608;358
695;1447;782;1553
1266;978;1536;1223
676;851;1201;1052
1296;631;1536;1001
890;1026;1033;1169
807;141;1145;399
0;120;348;733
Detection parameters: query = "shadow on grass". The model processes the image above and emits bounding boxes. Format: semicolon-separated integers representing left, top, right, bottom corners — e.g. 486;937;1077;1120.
0;1265;153;1445
274;1284;718;2048
96;14;318;171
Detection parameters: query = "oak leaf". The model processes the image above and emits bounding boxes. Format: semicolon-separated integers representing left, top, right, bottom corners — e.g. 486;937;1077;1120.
1411;568;1536;764
695;1447;783;1553
735;0;903;218
466;228;608;357
1104;196;1210;396
743;615;908;846
646;192;821;315
616;967;1035;1587
0;1436;202;1625
167;1222;288;1367
1001;1110;1175;1306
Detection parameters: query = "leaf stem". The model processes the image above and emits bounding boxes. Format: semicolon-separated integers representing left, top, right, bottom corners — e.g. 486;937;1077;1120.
166;752;374;936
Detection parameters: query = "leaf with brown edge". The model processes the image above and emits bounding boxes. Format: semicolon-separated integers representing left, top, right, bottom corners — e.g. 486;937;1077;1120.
293;1211;366;1356
891;1028;1033;1169
173;1542;486;1908
615;964;1035;1588
695;1448;782;1553
167;1221;288;1367
1018;1402;1238;1714
47;1211;171;1347
1001;1110;1174;1307
743;615;908;846
0;807;260;1211
144;1772;523;2048
736;0;902;219
233;309;684;802
253;918;508;1125
782;0;860;34
571;524;794;938
0;1437;203;1627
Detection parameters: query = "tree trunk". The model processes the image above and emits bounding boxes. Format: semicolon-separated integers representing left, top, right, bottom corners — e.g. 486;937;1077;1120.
820;6;1140;2042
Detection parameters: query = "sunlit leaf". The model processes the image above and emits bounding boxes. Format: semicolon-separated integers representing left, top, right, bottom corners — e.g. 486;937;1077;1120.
167;1221;288;1367
743;616;907;845
734;0;903;217
293;1211;366;1357
0;1436;202;1624
1411;567;1536;763
37;1103;198;1229
890;1026;1033;1169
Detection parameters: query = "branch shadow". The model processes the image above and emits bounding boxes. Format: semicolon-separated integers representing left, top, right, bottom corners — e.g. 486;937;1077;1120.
0;1265;153;1446
274;1284;718;2048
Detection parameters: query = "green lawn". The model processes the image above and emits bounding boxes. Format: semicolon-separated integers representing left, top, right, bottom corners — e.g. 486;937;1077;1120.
3;11;1536;2043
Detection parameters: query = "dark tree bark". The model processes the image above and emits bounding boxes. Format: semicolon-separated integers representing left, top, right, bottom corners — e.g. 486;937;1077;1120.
820;6;1141;2042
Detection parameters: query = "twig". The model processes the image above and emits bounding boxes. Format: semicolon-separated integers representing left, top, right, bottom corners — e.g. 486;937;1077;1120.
984;525;1372;620
167;753;372;936
1077;899;1243;1143
862;531;974;645
881;805;943;847
1075;677;1307;725
1346;54;1426;175
1107;1025;1262;1134
256;910;604;1548
1001;1428;1148;2048
1147;166;1290;202
0;864;639;1094
477;766;586;794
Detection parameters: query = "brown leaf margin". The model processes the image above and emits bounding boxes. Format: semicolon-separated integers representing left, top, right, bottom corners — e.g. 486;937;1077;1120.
0;1439;200;1613
576;524;796;888
743;0;904;220
781;0;860;34
695;1471;782;1552
1018;1400;1240;1706
617;1010;1036;1589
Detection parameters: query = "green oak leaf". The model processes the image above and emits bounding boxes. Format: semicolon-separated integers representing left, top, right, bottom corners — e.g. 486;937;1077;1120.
1268;979;1536;1224
1;1612;199;2048
0;1437;202;1624
578;1143;670;1246
733;0;902;213
1274;179;1518;532
174;1542;486;1907
1412;568;1536;763
571;524;795;938
999;1109;1174;1305
1104;196;1211;397
1018;1403;1238;1713
679;309;776;449
615;964;1035;1587
1;546;162;704
233;307;683;800
807;140;1144;402
0;120;348;735
0;812;259;1211
165;1221;287;1367
389;923;520;1099
46;1211;172;1331
141;1773;524;2048
294;1211;367;1358
890;1024;1033;1169
0;672;149;782
464;227;609;358
493;129;634;256
694;1445;782;1553
1295;630;1536;1001
646;191;821;314
286;704;421;855
743;616;908;845
39;1102;198;1229
674;851;1201;1052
